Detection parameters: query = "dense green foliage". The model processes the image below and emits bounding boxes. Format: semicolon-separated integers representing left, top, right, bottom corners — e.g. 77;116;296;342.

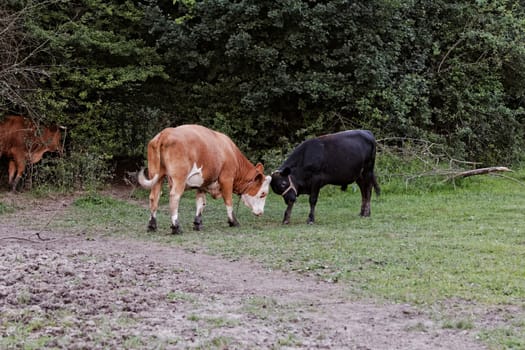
2;0;525;187
145;0;525;163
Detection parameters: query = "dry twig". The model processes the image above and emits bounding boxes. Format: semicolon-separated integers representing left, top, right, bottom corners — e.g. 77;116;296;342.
446;166;511;180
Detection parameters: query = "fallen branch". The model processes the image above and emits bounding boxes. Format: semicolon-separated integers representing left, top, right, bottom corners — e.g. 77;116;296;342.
447;166;511;180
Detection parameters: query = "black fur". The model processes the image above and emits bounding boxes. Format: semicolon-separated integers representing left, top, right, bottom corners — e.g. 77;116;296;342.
271;130;380;224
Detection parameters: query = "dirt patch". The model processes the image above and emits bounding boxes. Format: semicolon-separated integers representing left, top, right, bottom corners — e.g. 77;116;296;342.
0;191;487;349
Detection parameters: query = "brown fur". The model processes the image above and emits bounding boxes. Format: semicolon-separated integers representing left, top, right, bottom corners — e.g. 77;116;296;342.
138;124;270;233
0;115;63;191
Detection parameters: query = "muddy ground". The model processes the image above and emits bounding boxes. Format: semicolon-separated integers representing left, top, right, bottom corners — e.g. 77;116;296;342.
0;191;490;349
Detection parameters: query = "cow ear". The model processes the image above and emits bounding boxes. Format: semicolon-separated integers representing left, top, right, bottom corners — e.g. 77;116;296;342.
255;162;264;174
254;172;264;184
281;167;291;176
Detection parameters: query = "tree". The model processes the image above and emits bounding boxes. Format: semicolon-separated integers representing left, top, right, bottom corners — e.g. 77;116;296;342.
424;0;525;163
0;3;50;116
147;0;525;164
4;0;525;177
146;0;419;149
19;0;169;155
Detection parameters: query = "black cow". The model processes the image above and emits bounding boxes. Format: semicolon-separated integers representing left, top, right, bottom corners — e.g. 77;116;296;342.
271;130;380;224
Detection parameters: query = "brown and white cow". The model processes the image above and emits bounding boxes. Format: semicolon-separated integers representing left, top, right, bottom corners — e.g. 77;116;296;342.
0;115;63;191
138;124;272;234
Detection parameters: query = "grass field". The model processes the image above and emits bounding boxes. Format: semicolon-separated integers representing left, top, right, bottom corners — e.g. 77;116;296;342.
55;168;524;349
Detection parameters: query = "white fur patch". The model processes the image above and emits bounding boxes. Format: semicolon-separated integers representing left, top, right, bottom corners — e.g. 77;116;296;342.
171;213;179;226
195;192;206;216
226;206;234;222
241;175;271;216
186;163;204;187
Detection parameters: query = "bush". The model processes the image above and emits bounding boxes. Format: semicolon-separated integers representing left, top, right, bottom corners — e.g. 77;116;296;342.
32;152;112;193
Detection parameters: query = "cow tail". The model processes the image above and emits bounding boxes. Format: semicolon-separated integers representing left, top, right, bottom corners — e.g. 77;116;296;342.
138;136;162;189
371;137;380;197
372;173;380;197
138;169;159;189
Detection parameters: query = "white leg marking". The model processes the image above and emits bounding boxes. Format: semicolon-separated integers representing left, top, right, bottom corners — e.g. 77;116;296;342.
195;192;206;217
169;192;181;226
171;213;179;226
226;205;234;222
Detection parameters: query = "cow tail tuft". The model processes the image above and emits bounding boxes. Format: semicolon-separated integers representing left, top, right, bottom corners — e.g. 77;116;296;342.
139;134;162;190
138;168;159;189
371;138;380;197
372;173;380;197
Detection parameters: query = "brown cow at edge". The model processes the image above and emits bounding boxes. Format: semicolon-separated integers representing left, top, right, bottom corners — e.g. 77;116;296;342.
0;115;63;191
138;124;272;234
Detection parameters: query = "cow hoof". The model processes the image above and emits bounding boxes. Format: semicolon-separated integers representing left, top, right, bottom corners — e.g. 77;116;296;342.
193;217;203;231
228;220;240;227
282;220;290;225
307;216;315;225
171;225;182;235
147;223;157;232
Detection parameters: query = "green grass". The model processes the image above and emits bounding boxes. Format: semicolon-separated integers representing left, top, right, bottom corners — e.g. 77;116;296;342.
0;201;15;214
56;171;525;305
480;327;525;350
47;169;525;349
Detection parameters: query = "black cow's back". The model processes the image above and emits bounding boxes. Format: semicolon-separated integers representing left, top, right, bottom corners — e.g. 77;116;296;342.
283;130;377;188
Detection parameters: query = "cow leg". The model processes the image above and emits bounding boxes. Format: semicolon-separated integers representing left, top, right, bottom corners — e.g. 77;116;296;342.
220;180;239;227
8;160;17;191
283;201;294;224
357;177;373;217
147;179;163;231
307;187;321;224
226;206;239;227
8;159;24;192
193;191;206;231
169;180;185;234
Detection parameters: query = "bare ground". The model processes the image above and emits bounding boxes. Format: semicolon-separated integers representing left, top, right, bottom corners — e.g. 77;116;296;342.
0;191;489;349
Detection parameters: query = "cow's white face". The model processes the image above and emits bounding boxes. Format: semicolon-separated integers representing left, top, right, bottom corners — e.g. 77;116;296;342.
241;175;271;216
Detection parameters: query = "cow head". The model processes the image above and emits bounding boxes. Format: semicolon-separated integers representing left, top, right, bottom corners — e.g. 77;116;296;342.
42;125;64;155
240;163;271;216
26;123;64;164
271;167;297;204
